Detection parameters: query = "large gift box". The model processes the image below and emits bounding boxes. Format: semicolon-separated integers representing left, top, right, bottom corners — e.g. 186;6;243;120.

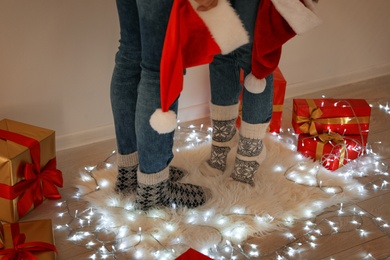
0;219;57;259
0;119;63;223
297;132;368;171
237;67;286;133
292;99;371;136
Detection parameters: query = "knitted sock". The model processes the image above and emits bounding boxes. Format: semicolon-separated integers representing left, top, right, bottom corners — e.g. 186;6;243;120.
199;103;239;176
231;121;269;186
136;167;211;211
115;152;188;195
115;152;138;195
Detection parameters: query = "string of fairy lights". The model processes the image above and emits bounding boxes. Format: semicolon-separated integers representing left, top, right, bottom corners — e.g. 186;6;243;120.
53;99;390;259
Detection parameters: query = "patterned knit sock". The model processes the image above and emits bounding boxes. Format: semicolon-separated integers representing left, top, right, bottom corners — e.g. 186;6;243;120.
199;103;239;176
231;121;269;186
115;152;188;195
136;167;211;211
115;152;138;195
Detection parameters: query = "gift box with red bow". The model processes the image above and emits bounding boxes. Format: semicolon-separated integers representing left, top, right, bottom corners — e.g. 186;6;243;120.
292;99;371;136
0;119;63;223
0;219;57;260
236;67;286;133
297;132;368;171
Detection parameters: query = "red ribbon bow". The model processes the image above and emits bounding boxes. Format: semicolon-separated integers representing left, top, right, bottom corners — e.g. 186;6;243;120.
0;129;63;218
0;223;58;260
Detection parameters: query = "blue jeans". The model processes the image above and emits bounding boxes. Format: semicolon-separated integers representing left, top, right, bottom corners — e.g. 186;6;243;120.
110;0;177;173
210;0;274;124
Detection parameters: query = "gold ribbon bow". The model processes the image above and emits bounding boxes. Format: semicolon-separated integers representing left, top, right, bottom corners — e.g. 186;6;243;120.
297;107;323;136
316;132;346;168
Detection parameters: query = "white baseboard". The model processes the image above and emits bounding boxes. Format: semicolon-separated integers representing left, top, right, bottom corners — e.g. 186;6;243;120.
56;103;211;151
56;124;116;151
57;64;390;151
285;63;390;98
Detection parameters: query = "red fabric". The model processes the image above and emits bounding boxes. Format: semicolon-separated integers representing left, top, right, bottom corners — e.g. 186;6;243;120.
0;129;63;218
0;223;57;260
251;0;296;80
176;248;212;259
160;0;221;112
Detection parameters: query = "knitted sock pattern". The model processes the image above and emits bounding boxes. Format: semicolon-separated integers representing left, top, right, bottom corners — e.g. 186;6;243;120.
115;152;138;195
207;118;237;171
230;121;269;186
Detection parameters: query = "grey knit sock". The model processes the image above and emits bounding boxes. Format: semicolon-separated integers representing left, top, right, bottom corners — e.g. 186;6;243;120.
231;121;268;186
115;152;138;195
200;103;239;176
136;167;211;211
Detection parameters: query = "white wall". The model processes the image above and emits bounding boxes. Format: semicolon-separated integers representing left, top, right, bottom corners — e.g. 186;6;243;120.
1;0;389;151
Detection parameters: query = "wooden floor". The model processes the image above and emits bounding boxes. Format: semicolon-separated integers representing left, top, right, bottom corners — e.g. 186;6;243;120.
21;74;390;259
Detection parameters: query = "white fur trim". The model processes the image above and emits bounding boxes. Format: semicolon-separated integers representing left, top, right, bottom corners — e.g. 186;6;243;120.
189;0;249;54
150;109;177;134
271;0;322;35
244;73;266;94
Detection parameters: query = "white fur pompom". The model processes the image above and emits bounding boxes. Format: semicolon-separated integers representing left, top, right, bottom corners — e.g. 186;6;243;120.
150;109;177;134
244;73;266;94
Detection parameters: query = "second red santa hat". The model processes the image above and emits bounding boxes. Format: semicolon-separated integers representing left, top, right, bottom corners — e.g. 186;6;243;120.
244;0;322;94
150;0;249;134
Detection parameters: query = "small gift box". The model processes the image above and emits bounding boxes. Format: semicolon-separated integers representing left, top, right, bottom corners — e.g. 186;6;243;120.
0;219;57;260
292;99;371;135
237;67;286;133
176;248;212;260
0;119;63;223
297;132;368;171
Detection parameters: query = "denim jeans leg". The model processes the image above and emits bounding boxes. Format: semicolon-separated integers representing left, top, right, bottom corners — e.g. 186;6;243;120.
210;0;273;124
210;0;259;107
110;0;141;155
136;0;175;174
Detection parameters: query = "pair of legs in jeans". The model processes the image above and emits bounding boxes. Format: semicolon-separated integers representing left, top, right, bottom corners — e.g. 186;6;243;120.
110;0;209;210
200;0;274;186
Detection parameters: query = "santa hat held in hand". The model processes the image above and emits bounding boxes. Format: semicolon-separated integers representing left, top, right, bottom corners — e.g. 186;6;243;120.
244;0;322;94
150;0;249;134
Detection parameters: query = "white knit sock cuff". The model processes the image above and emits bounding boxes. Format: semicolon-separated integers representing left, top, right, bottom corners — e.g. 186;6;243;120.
210;103;239;121
240;121;269;139
117;151;138;167
137;166;169;185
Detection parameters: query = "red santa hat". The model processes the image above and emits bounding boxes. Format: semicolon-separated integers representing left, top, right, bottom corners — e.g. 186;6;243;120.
150;0;249;134
244;0;322;94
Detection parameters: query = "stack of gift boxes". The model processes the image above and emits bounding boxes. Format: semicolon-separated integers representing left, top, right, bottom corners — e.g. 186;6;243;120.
0;119;63;259
292;99;371;171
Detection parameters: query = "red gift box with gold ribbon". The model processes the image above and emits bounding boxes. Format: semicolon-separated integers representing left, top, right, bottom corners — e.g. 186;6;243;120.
297;132;368;171
237;67;286;133
0;119;63;223
0;219;57;260
292;99;371;136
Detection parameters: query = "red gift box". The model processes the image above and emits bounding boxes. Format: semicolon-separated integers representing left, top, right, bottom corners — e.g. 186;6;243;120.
176;248;211;260
297;132;368;171
237;67;286;133
292;99;371;136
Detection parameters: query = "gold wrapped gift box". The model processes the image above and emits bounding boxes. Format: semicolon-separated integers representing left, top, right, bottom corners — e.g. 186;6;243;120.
0;219;57;259
0;119;58;223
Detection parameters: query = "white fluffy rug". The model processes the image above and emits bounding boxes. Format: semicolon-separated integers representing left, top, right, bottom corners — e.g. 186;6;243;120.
73;134;365;258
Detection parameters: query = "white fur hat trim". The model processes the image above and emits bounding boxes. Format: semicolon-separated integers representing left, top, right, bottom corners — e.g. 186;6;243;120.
150;109;177;134
244;73;266;94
